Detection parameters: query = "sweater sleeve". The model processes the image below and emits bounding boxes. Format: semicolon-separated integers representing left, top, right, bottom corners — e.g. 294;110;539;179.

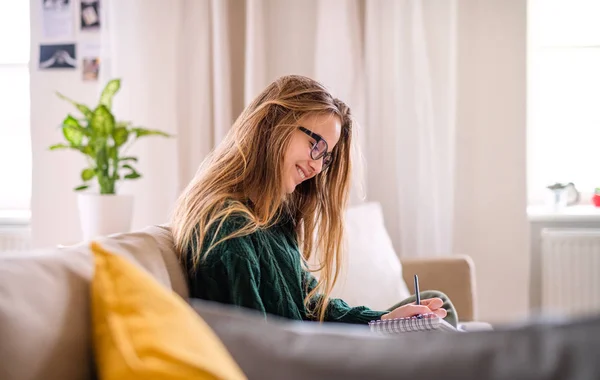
302;270;387;324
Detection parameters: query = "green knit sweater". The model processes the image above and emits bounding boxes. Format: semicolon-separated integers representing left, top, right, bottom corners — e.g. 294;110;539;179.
186;214;387;324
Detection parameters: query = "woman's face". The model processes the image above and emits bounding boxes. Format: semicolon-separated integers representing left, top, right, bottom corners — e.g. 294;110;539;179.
281;113;341;194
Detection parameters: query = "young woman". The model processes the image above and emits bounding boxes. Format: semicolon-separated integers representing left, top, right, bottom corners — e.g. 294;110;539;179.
171;75;458;325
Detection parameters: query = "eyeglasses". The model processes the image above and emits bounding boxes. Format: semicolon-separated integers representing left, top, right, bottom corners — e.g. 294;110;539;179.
298;126;333;170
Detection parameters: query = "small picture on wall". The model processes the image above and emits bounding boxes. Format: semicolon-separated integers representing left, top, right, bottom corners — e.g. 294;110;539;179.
43;0;70;7
81;0;100;30
42;0;73;38
83;57;100;81
39;43;77;69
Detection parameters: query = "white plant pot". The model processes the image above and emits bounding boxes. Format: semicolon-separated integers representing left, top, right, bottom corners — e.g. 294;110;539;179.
77;193;134;241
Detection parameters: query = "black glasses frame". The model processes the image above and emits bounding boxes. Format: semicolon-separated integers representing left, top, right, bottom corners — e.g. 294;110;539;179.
298;126;333;169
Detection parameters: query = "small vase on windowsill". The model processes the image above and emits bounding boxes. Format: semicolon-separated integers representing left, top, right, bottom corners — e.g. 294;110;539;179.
546;182;580;209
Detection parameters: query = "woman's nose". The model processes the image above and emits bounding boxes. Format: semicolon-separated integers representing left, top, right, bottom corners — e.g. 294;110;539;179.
307;157;323;174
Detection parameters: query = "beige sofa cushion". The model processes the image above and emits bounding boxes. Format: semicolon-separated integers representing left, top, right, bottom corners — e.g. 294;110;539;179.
147;225;190;299
0;226;175;380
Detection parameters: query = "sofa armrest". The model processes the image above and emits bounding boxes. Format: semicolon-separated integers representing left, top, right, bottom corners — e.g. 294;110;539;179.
401;255;477;322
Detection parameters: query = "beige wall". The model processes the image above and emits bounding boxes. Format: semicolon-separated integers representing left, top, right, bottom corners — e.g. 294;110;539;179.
454;0;530;323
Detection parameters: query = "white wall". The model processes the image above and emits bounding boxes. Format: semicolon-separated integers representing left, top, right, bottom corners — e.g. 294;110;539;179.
454;0;530;323
29;0;100;247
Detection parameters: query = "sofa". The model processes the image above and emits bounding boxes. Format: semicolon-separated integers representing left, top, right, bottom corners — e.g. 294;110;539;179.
1;203;600;379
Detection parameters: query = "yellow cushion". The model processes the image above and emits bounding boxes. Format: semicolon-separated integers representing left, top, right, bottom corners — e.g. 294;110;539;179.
90;241;247;380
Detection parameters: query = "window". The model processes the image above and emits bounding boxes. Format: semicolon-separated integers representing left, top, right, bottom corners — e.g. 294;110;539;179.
0;1;31;211
527;0;600;205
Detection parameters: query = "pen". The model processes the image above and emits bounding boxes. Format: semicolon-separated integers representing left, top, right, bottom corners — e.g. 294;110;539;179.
414;274;422;318
414;274;420;306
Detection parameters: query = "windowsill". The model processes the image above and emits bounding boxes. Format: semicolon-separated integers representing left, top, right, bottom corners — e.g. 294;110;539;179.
0;210;31;226
527;204;600;223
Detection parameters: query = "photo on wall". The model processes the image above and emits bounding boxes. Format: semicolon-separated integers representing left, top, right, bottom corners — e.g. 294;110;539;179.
43;0;70;6
81;0;100;30
81;42;100;80
42;0;73;38
83;57;100;81
39;43;77;69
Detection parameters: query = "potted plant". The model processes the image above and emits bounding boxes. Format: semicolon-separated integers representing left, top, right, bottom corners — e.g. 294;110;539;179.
49;78;172;240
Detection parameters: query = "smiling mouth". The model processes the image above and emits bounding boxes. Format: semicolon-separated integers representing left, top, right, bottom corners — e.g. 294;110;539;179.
296;165;306;181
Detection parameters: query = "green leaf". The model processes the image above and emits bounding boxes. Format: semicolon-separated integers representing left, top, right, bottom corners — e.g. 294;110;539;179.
99;79;121;110
81;145;95;157
81;168;95;181
112;126;129;146
63;114;91;136
91;105;116;136
48;143;94;157
74;185;89;191
49;143;69;150
63;125;84;146
125;172;141;180
56;92;93;120
93;136;107;152
122;164;142;180
63;114;81;128
131;127;172;138
119;156;138;162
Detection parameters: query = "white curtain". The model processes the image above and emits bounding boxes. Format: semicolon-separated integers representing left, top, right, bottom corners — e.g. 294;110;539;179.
364;0;457;257
100;0;457;258
313;0;369;205
102;0;233;230
243;0;320;100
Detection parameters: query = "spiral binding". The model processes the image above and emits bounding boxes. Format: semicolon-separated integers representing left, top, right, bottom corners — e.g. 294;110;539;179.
368;313;455;333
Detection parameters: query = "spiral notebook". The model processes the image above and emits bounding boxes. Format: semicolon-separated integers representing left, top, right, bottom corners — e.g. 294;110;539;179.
369;313;459;334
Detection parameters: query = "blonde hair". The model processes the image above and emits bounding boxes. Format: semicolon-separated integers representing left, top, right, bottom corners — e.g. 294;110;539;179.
170;75;354;322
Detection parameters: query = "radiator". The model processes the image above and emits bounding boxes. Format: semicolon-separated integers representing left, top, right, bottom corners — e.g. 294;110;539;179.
541;228;600;317
0;226;32;253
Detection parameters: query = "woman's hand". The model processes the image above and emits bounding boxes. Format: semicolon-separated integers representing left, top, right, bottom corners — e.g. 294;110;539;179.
380;298;447;320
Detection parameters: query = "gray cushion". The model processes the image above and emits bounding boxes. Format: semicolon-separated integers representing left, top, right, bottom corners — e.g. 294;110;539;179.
191;299;600;380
